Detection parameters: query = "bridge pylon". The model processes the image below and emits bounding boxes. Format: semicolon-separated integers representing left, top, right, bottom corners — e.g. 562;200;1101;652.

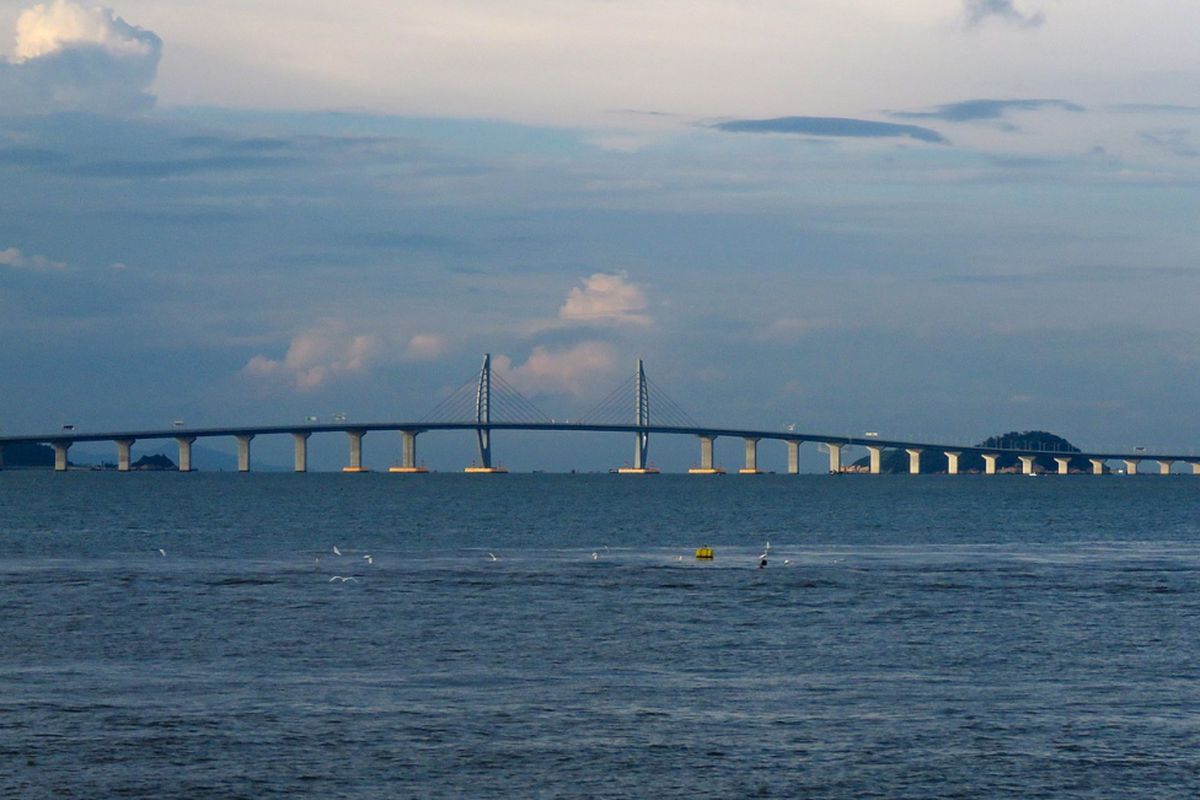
466;353;506;473
618;358;658;474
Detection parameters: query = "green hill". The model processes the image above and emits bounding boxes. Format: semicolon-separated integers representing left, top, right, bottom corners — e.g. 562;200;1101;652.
849;430;1092;473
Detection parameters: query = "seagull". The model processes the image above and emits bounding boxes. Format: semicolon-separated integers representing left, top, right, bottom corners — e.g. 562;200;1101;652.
328;575;358;583
487;553;498;561
591;552;599;560
758;551;769;569
332;546;342;556
158;548;166;557
363;554;373;565
675;555;683;562
783;559;792;566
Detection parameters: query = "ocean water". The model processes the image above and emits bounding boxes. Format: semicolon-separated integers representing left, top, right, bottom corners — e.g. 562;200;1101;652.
2;472;1199;798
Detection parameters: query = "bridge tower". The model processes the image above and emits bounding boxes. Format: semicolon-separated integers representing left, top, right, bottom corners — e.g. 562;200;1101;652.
473;353;493;469
635;358;650;470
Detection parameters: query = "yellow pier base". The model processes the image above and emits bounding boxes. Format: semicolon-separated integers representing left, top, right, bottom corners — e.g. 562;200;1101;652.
341;467;370;473
388;466;429;473
688;468;726;475
738;469;764;475
617;467;660;474
465;466;508;474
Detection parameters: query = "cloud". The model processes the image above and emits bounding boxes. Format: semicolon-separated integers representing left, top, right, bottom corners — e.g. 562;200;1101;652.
559;272;651;326
0;1;161;114
893;98;1083;123
712;116;947;144
964;0;1044;28
494;341;617;397
1140;129;1198;158
404;333;448;360
243;322;382;391
0;246;66;271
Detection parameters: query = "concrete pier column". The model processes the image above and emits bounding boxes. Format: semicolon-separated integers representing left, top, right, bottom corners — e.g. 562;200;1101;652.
1090;458;1105;475
867;446;884;475
906;448;923;475
740;438;761;474
1123;459;1140;476
115;438;135;472
786;440;800;475
689;435;717;473
944;451;961;475
826;443;842;474
1055;457;1071;475
345;430;366;472
402;430;417;469
1158;460;1173;476
176;436;196;472
292;432;310;473
982;453;999;475
53;441;70;472
1191;462;1200;476
236;434;254;473
1019;455;1036;475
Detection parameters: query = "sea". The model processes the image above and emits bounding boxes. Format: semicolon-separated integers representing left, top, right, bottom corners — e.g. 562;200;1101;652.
2;472;1199;799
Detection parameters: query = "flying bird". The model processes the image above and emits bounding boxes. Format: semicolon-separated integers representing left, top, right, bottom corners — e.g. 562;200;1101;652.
363;554;373;565
158;548;166;557
487;553;498;561
328;576;358;583
332;546;342;556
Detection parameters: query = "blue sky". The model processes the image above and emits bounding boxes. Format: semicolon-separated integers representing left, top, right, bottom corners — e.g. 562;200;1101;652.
2;1;1199;471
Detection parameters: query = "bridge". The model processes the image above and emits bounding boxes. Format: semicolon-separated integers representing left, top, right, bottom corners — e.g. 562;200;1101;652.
1;355;1197;476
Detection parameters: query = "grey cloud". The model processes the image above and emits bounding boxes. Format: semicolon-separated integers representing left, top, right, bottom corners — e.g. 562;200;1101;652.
712;116;947;144
964;0;1044;28
1140;129;1198;158
0;27;161;115
1110;104;1200;115
893;98;1083;123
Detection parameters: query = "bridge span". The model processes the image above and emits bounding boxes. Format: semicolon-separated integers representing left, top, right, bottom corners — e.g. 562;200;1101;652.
1;356;1196;476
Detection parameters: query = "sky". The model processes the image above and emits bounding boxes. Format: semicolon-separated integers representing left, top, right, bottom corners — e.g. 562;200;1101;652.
2;0;1199;471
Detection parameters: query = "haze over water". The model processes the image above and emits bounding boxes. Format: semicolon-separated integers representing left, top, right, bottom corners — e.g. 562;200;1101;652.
3;472;1199;798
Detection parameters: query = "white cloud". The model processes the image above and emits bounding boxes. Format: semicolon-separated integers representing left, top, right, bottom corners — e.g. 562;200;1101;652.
404;332;447;361
495;341;617;397
559;271;650;327
1;1;161;113
0;246;66;271
243;321;382;391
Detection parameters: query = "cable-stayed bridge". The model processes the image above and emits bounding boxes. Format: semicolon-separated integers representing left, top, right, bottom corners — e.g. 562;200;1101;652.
1;355;1197;476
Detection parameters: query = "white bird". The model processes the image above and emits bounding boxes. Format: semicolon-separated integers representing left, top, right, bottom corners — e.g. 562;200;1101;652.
158;548;166;557
487;553;498;561
328;575;358;583
332;546;342;556
363;554;373;564
592;552;599;560
783;559;792;566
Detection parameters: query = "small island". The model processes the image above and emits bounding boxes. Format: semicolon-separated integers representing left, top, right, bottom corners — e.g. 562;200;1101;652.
848;430;1096;474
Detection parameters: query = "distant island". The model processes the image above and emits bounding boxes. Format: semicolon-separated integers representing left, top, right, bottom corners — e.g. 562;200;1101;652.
848;430;1096;474
0;444;177;470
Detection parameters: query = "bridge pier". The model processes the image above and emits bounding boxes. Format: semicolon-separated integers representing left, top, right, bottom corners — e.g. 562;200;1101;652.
1192;462;1200;476
944;451;961;475
236;434;253;473
1019;455;1036;475
867;445;884;475
176;436;195;472
786;440;800;475
115;438;135;472
906;448;923;475
390;430;429;473
689;435;721;474
982;453;999;475
826;443;842;474
344;430;368;473
1158;460;1173;475
1055;457;1071;475
1123;459;1140;476
740;438;762;474
53;441;70;472
291;432;310;472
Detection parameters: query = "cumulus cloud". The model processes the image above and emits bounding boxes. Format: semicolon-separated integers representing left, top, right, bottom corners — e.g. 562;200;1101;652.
712;116;947;144
0;246;66;270
559;272;651;326
893;98;1083;123
0;1;162;114
404;332;448;360
964;0;1044;29
243;322;382;391
494;341;617;397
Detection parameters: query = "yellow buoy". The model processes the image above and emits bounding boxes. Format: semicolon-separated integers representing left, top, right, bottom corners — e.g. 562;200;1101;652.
695;546;714;560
